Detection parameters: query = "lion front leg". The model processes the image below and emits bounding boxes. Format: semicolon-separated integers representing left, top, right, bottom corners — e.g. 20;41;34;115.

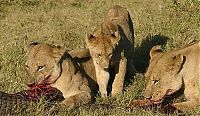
172;86;199;111
61;91;92;110
172;100;199;111
94;64;110;98
111;51;127;97
97;70;110;98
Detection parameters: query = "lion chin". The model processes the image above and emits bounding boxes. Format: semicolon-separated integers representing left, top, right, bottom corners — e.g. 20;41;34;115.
41;75;58;84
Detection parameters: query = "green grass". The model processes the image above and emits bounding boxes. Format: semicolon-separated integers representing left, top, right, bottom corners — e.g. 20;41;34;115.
0;0;200;115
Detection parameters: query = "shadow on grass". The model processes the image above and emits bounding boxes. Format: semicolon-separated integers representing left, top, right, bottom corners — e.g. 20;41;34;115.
133;34;169;73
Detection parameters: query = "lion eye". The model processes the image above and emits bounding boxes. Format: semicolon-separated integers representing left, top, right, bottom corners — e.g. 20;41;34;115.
25;65;29;69
108;53;112;58
153;80;159;85
37;66;44;71
97;54;101;57
111;33;116;37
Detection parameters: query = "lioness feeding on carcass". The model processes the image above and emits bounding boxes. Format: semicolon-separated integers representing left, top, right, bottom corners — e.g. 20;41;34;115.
129;41;200;112
25;43;97;109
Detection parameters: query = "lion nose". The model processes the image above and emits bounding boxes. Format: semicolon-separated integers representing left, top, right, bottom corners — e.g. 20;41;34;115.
26;78;36;85
145;96;152;100
26;81;35;86
27;82;35;87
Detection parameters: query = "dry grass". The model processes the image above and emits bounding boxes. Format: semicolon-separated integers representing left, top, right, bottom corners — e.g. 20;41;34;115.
0;0;200;115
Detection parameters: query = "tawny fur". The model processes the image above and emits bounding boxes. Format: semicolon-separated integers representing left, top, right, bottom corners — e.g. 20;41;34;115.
25;43;97;109
144;41;200;111
85;5;135;97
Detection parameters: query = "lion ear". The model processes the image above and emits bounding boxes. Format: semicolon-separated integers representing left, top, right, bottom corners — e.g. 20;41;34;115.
85;33;96;45
150;45;163;59
26;42;39;52
172;54;185;72
52;45;66;63
111;31;120;46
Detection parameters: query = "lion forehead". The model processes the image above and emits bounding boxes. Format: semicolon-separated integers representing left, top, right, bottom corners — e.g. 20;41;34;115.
145;57;173;81
26;45;57;68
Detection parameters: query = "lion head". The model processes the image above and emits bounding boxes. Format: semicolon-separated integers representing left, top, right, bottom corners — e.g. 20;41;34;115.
143;45;185;103
25;42;65;85
85;21;120;71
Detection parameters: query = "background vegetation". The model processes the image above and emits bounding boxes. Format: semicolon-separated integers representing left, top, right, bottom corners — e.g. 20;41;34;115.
0;0;199;115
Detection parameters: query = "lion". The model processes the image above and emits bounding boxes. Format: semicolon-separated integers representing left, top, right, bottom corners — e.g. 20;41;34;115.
25;43;98;109
85;5;135;97
143;41;200;111
68;48;98;94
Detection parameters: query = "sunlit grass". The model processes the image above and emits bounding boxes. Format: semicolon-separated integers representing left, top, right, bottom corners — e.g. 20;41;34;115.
0;0;199;115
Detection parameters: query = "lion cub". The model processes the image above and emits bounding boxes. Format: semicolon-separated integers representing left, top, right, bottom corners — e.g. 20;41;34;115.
143;42;200;111
25;43;97;109
85;5;135;97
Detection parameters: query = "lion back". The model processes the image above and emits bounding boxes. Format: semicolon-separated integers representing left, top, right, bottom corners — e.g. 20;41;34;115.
105;5;134;45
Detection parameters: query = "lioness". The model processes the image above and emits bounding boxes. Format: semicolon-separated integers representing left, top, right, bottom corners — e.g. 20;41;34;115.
85;5;135;97
25;43;97;109
143;41;200;111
